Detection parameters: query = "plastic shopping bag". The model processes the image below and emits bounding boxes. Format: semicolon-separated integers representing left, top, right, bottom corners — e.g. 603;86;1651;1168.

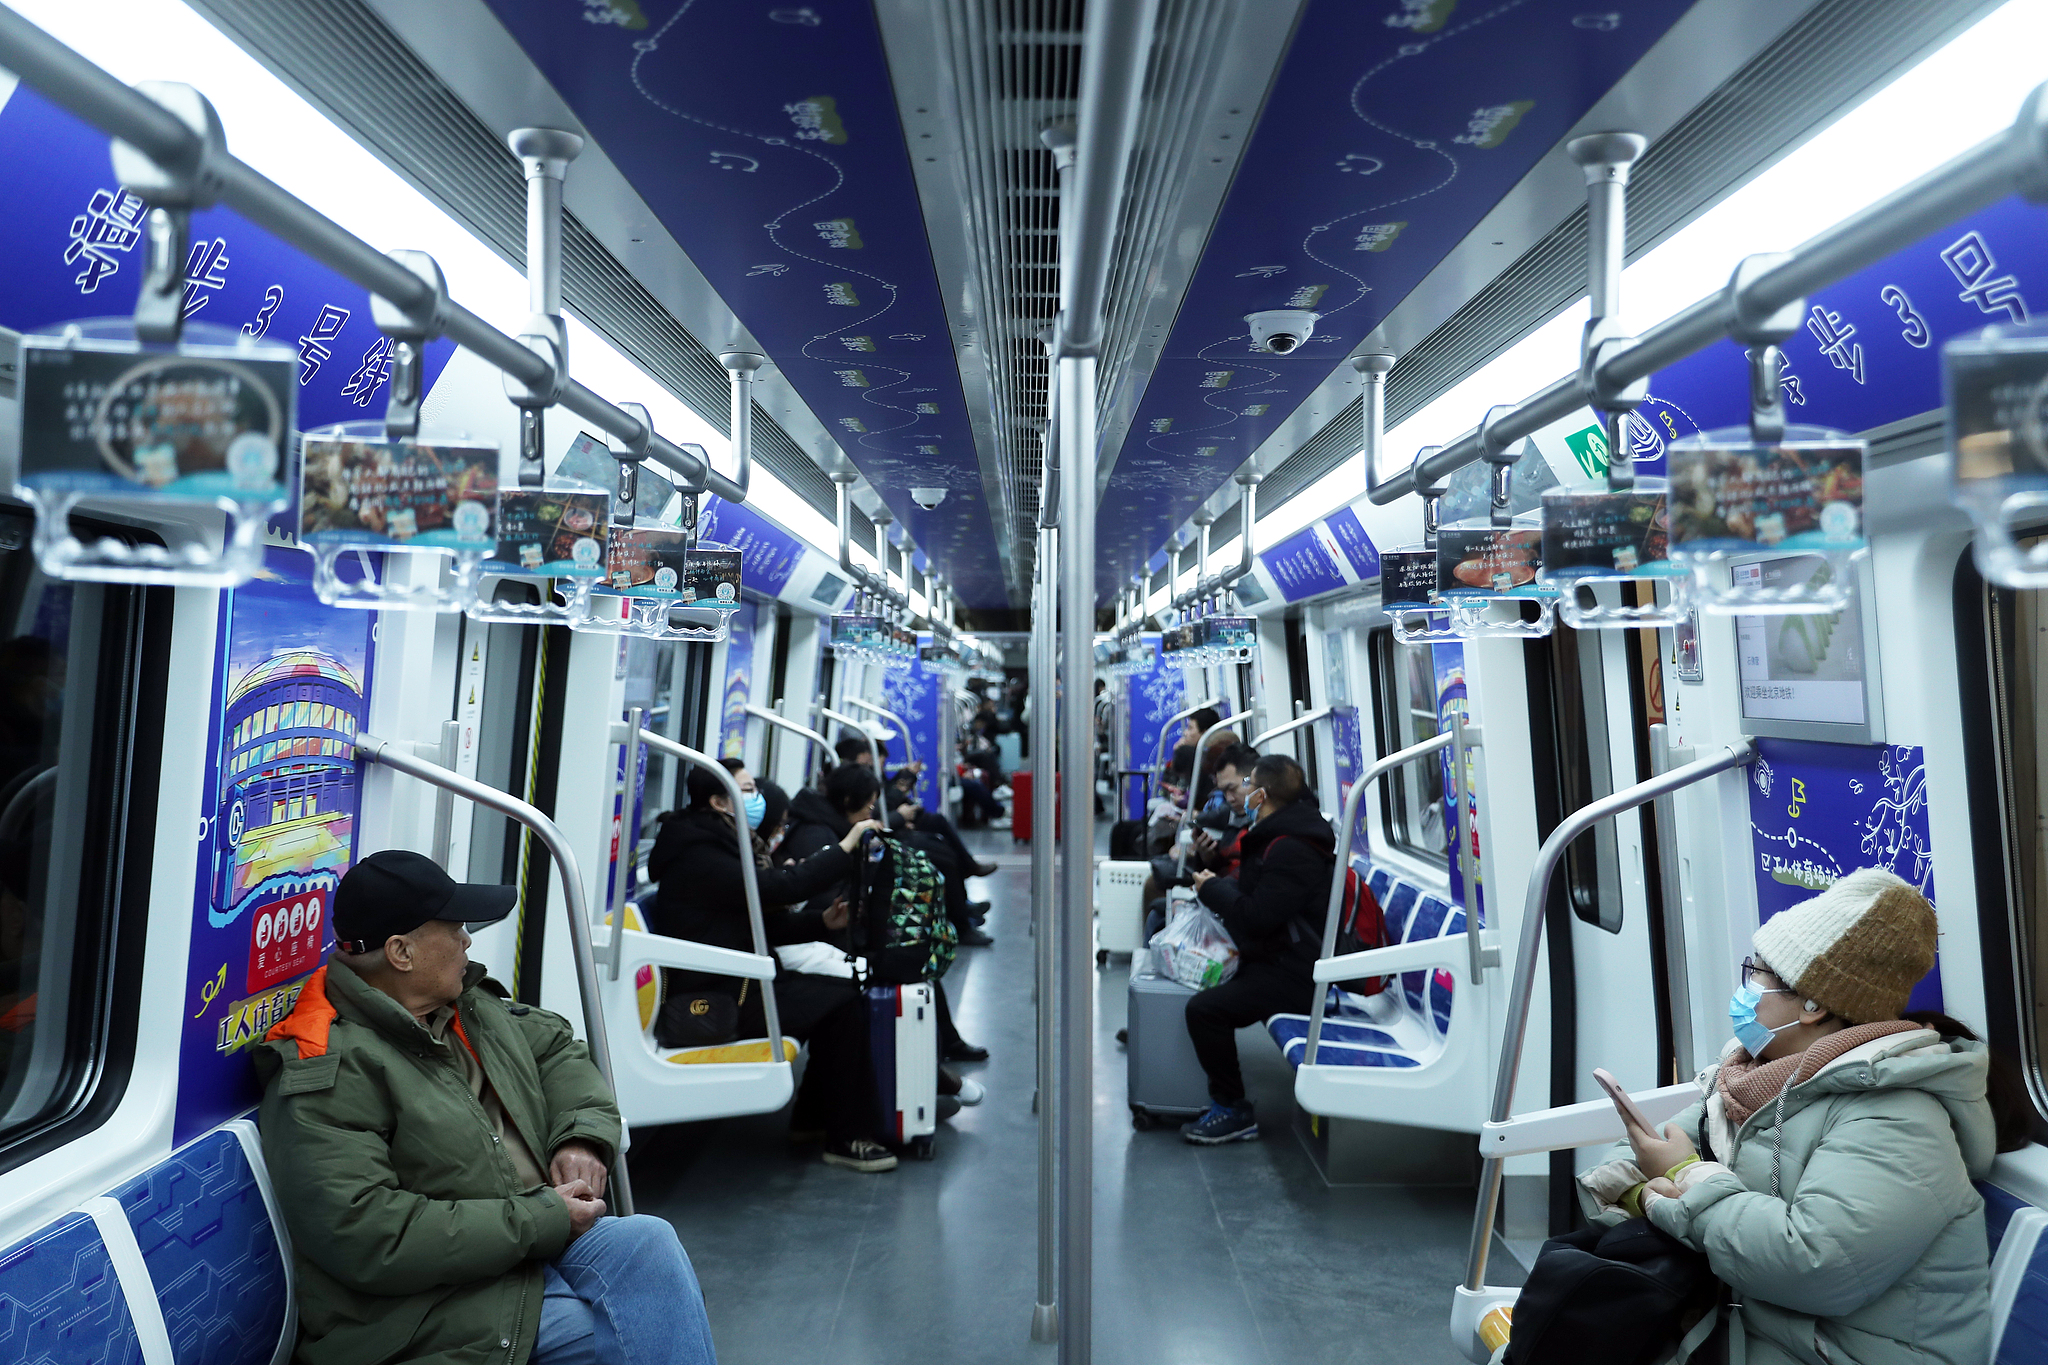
1148;901;1239;990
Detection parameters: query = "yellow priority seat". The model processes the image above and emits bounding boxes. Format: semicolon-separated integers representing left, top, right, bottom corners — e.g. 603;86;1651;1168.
659;1037;799;1066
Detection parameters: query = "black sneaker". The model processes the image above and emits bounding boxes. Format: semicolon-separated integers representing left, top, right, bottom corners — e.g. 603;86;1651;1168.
957;925;995;947
944;1039;990;1063
823;1139;899;1172
966;899;992;923
971;860;1000;878
1115;1028;1128;1047
1181;1102;1258;1145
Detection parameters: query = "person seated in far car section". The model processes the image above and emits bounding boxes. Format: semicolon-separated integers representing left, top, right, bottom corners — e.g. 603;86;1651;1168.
835;734;997;946
1181;755;1334;1146
254;849;719;1365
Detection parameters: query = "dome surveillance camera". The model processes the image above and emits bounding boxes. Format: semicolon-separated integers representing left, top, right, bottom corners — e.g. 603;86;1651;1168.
910;486;948;509
1245;309;1319;355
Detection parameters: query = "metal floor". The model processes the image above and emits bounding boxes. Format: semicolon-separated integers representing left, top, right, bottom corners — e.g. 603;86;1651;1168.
631;825;1507;1364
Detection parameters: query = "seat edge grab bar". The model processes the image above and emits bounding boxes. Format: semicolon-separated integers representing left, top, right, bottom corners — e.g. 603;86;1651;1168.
1461;739;1755;1294
1302;729;1455;1067
620;726;786;1070
355;730;636;1216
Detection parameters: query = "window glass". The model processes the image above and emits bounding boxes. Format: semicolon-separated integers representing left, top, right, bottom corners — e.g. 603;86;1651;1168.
0;506;148;1149
1986;578;2048;1116
1371;629;1444;859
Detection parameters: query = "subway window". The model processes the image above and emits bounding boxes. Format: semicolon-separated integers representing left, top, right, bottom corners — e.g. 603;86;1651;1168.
0;507;158;1160
1369;628;1444;859
1983;578;2048;1119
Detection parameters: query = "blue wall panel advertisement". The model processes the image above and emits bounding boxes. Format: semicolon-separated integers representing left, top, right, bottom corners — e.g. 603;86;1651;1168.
1745;739;1941;1012
881;643;945;814
177;544;376;1142
1124;639;1186;822
718;599;759;761
1323;506;1380;582
1260;525;1347;602
1432;643;1478;922
702;496;807;599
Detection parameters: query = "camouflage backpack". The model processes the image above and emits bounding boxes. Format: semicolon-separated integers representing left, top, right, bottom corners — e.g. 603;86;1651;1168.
853;833;958;984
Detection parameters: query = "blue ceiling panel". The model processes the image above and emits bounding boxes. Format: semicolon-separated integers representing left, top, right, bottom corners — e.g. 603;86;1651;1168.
479;0;1009;604
1095;0;1696;587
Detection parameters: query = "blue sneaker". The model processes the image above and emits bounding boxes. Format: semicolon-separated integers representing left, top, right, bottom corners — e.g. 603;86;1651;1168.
1181;1102;1258;1144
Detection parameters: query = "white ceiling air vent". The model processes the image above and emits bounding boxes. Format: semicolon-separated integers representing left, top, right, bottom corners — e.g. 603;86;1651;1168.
918;0;1250;597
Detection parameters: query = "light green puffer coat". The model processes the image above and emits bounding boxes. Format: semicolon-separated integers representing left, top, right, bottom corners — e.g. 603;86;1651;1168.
1582;1028;1995;1365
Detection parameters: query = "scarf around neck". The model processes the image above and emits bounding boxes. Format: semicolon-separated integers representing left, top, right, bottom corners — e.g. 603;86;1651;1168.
1716;1019;1923;1127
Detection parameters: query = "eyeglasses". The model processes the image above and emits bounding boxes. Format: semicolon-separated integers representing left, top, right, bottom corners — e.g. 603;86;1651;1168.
1740;955;1798;995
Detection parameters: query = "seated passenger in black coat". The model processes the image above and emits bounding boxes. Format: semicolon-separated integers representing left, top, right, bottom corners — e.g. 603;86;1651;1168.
645;758;900;1173
1179;753;1334;1146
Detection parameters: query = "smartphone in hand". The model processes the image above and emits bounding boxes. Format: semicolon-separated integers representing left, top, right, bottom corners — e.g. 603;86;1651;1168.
1593;1067;1657;1134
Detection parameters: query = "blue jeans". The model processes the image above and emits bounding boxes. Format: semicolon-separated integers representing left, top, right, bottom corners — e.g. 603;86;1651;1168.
530;1214;718;1365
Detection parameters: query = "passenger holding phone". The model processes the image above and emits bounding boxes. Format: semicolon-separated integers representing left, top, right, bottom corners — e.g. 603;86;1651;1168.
1578;869;2000;1365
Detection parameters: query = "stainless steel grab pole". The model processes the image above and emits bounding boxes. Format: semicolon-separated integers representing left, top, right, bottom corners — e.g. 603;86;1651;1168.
1301;731;1454;1066
354;732;635;1217
1462;741;1755;1292
0;7;742;502
600;707;645;980
1030;522;1060;1344
630;728;785;1063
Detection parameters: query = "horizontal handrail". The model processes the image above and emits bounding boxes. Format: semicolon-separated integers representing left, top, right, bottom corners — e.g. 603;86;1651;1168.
744;703;833;759
1479;1083;1696;1161
618;725;785;1065
1250;706;1336;749
355;730;633;1216
1464;740;1756;1293
0;8;744;502
820;707;885;772
1151;697;1221;780
1301;729;1454;1066
845;696;916;777
1372;83;2048;505
1312;930;1497;983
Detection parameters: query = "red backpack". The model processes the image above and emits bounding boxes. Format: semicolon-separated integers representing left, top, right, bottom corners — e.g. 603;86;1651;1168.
1271;836;1389;997
1328;865;1391;997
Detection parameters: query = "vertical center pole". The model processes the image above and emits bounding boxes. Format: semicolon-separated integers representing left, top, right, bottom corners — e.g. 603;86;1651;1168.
1055;352;1098;1365
1031;522;1061;1342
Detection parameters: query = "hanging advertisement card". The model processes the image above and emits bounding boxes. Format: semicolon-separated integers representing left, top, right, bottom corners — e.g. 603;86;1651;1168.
299;432;499;549
1666;440;1865;556
488;489;609;576
16;328;296;502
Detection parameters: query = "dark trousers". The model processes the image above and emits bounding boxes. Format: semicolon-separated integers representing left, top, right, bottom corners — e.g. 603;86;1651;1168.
957;778;1004;824
1184;959;1314;1105
911;809;976;869
902;829;977;935
734;972;877;1144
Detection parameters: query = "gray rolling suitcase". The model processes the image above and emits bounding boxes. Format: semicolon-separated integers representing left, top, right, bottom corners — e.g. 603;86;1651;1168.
1126;963;1212;1129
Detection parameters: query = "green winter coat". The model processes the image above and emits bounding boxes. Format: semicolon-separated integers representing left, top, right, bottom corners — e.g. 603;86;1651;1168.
1582;1028;1995;1365
252;960;622;1365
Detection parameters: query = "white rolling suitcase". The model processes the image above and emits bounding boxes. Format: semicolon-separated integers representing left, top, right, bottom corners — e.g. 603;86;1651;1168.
1095;858;1151;961
865;982;938;1158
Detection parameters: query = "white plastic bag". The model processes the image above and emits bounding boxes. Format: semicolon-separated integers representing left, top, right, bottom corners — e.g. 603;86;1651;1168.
1147;901;1239;990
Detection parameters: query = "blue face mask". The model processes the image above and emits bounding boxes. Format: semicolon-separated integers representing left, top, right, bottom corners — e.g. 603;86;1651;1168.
741;791;767;829
1728;983;1801;1057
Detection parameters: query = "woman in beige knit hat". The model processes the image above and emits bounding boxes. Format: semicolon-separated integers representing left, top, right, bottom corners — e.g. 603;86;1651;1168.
1577;868;2008;1365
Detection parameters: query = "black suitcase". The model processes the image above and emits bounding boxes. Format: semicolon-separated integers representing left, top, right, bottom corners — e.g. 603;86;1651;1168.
1109;818;1147;860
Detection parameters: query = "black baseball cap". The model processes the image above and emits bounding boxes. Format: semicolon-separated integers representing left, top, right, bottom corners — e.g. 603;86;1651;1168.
333;849;518;955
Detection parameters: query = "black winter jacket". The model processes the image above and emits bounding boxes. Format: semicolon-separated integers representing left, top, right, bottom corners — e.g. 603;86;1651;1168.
1195;796;1335;977
646;803;851;991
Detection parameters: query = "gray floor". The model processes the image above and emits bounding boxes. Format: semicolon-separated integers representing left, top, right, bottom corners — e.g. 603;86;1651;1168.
630;825;1512;1364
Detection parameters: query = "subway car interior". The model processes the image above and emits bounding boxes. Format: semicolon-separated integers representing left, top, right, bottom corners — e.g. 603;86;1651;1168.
9;0;2048;1361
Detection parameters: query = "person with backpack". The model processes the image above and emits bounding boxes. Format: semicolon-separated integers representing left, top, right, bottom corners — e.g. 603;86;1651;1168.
646;758;898;1173
1565;868;2017;1365
1181;753;1335;1145
785;763;990;1072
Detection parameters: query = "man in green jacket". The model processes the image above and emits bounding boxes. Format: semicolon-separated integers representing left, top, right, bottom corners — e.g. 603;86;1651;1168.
254;850;718;1365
